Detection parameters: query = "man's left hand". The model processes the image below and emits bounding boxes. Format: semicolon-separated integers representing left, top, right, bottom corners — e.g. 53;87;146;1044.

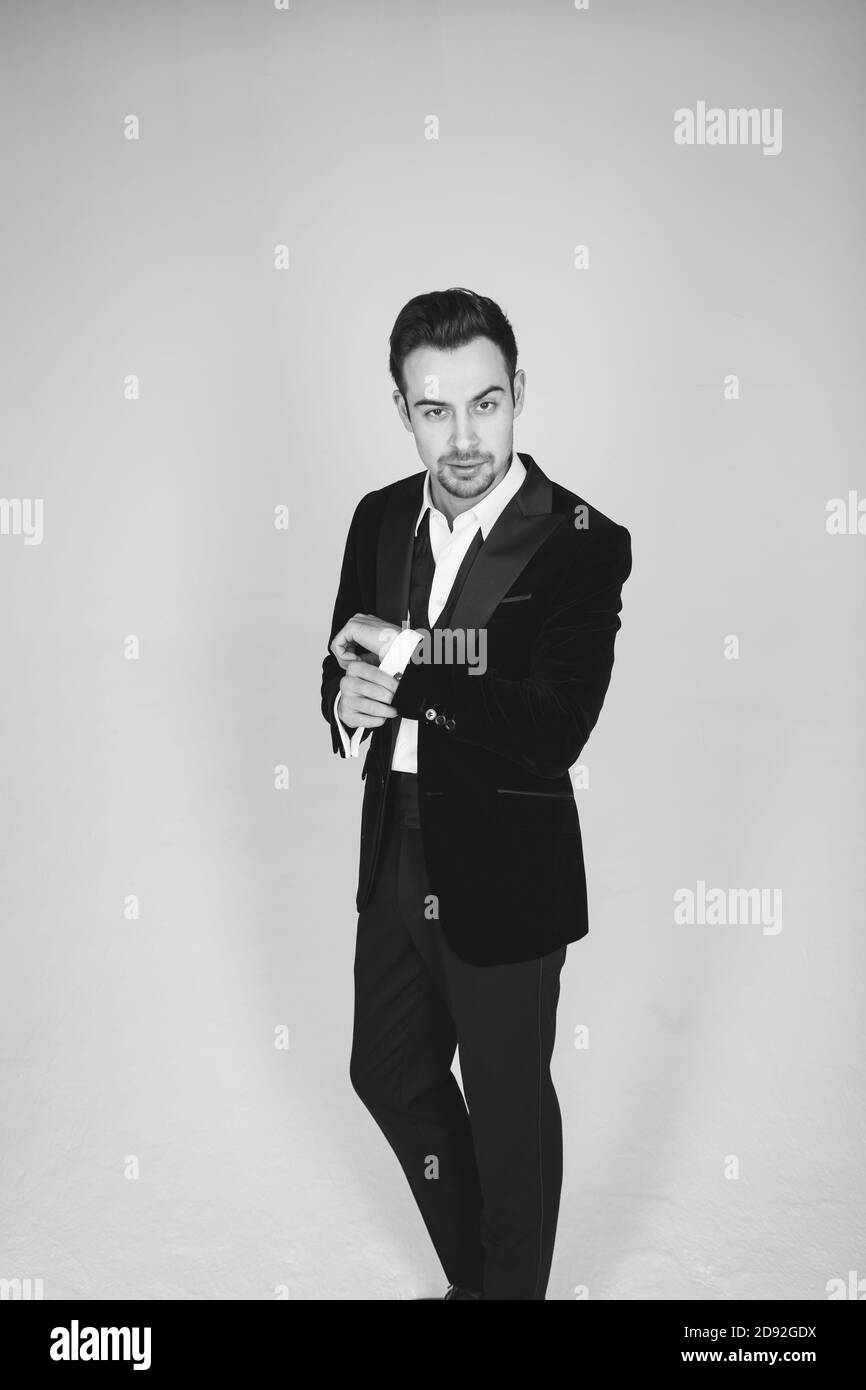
330;614;402;671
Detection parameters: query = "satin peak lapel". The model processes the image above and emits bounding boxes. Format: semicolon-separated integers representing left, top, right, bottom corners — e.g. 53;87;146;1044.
445;454;565;634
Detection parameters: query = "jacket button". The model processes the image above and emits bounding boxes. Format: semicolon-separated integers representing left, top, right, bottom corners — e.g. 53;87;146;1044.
445;718;456;730
435;714;446;726
425;708;437;721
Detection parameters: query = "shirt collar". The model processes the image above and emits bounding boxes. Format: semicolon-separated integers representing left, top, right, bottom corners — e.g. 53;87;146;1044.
414;451;527;540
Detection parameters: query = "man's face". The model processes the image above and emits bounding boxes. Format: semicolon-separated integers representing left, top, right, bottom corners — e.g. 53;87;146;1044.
393;336;525;508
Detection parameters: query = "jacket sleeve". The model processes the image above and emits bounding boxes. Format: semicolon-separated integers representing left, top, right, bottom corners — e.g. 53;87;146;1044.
390;523;632;779
320;496;375;757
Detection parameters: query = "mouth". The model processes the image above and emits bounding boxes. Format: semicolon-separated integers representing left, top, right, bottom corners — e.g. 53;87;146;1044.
448;461;483;471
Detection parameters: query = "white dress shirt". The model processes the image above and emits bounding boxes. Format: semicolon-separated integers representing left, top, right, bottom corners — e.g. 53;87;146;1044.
334;452;527;770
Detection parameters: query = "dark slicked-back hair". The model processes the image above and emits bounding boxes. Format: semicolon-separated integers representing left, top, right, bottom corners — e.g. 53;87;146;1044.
389;287;518;404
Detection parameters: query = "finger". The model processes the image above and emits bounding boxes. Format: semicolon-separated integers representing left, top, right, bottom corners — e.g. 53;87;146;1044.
331;616;376;660
346;660;398;693
347;618;401;659
345;695;398;719
330;629;355;665
344;689;398;714
344;674;397;706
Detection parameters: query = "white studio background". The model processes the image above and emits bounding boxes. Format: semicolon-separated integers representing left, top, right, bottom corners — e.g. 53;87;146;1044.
1;0;863;1301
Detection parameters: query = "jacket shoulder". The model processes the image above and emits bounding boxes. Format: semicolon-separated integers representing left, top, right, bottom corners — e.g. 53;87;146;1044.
549;479;631;557
348;470;425;527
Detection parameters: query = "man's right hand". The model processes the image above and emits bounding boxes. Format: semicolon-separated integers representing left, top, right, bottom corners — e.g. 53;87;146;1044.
338;659;400;730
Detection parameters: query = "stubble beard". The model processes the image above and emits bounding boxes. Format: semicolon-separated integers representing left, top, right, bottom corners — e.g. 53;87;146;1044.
435;456;498;500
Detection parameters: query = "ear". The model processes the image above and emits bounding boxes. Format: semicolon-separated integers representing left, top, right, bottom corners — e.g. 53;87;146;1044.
511;368;526;421
392;388;413;433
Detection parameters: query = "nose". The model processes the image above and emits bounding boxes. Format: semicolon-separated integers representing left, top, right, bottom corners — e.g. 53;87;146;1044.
450;411;479;455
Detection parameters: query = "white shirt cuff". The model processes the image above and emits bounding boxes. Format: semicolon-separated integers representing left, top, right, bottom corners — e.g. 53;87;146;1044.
333;688;365;758
380;627;424;676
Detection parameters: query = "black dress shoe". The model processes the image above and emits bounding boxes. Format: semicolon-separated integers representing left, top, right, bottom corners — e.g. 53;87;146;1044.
444;1283;482;1300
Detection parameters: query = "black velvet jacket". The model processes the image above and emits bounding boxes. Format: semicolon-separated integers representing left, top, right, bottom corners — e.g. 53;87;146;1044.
320;453;632;966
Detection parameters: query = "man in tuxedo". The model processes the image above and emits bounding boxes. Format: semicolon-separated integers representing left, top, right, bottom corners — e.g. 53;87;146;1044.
320;287;632;1300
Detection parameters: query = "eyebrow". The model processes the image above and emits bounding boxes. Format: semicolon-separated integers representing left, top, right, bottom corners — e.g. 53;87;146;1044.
412;384;505;408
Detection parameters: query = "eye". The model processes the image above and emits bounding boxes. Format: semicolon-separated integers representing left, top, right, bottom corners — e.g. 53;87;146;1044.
476;400;496;412
423;407;446;419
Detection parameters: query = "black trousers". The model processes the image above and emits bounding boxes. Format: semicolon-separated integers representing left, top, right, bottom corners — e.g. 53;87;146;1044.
350;771;568;1300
